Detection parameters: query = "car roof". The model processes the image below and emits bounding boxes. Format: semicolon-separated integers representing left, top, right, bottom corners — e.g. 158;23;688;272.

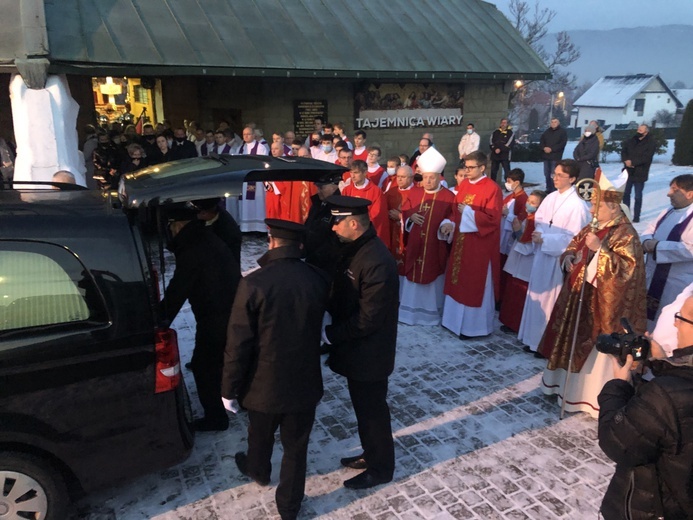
0;189;115;217
119;154;347;209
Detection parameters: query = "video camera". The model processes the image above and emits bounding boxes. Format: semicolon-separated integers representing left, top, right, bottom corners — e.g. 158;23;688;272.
596;318;650;365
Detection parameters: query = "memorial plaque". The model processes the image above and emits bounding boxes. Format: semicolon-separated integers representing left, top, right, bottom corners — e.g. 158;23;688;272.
294;100;328;139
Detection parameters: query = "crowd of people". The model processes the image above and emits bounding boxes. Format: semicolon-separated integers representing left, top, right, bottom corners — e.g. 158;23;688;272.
81;113;691;519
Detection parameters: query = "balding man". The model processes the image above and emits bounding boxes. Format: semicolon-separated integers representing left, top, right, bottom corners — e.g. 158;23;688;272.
385;165;423;280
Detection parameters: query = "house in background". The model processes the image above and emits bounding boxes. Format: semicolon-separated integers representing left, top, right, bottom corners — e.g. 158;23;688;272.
571;74;682;137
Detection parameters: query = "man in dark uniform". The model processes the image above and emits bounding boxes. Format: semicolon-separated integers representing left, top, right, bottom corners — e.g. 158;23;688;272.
304;178;341;278
190;198;243;265
489;118;514;183
160;208;241;432
222;219;329;520
322;196;399;490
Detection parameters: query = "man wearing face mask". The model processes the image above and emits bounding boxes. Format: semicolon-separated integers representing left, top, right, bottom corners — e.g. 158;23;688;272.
621;124;657;223
458;123;480;163
573;123;600;180
313;134;338;163
171;127;197;160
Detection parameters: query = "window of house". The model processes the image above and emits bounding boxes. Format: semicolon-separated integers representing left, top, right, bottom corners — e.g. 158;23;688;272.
0;243;107;333
634;99;645;116
134;85;149;104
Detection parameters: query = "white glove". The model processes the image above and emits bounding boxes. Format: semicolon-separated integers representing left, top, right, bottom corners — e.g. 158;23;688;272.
321;311;333;345
222;397;240;414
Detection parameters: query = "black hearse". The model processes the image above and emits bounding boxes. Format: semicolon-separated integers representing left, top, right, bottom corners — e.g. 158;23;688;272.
0;155;345;519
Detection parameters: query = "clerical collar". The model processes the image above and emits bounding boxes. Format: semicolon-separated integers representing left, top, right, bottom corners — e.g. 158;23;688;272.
424;185;443;194
354;179;370;190
205;213;220;226
468;174;486;185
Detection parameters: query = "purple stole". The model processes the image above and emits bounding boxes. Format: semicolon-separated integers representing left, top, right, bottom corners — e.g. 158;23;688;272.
200;143;210;156
216;143;231;154
646;207;693;319
240;141;260;199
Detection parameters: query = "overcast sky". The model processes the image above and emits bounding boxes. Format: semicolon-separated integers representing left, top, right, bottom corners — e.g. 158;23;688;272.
490;0;693;31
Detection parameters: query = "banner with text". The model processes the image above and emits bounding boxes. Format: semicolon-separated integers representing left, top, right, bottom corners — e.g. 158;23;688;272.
355;83;464;129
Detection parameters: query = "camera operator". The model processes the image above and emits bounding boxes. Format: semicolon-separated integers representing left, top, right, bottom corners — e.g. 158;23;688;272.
598;295;693;519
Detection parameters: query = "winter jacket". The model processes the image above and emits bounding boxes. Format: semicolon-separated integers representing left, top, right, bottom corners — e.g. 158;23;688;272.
573;134;600;179
325;225;399;381
489;128;514;161
539;126;568;161
598;346;693;519
621;133;657;183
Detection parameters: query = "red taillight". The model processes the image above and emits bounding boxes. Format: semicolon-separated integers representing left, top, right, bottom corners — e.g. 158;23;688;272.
155;328;181;393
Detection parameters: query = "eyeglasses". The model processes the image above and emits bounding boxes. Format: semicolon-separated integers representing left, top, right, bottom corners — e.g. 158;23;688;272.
464;165;480;171
551;173;570;179
675;312;693;326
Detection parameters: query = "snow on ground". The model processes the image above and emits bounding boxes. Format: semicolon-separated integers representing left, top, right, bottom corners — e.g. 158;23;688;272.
68;142;692;520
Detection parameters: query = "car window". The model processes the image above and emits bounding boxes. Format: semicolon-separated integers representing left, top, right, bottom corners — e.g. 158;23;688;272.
0;242;106;332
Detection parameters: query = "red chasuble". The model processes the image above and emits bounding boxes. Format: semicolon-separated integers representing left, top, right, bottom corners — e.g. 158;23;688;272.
342;180;391;249
386;185;423;275
444;177;503;307
401;187;455;284
265;182;282;219
367;166;386;188
280;181;317;224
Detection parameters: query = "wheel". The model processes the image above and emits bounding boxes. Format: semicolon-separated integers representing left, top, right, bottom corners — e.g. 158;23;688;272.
0;452;68;520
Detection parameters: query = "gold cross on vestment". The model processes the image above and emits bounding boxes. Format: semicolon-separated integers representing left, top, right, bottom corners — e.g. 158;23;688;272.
421;203;431;213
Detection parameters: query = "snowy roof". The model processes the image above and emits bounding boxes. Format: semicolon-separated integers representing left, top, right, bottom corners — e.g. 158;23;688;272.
674;89;693;108
574;74;677;108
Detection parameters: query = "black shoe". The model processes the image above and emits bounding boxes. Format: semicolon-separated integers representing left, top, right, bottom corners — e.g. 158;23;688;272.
343;471;392;490
500;325;516;335
522;345;533;353
193;416;229;432
184;361;192;369
234;452;270;486
340;454;367;470
534;351;546;359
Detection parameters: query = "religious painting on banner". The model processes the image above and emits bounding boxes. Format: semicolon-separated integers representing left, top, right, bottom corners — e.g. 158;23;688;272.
355;83;464;130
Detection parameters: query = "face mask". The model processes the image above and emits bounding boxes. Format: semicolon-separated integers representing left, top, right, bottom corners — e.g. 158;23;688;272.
322;144;333;153
387;167;396;175
526;203;537;214
311;140;319;147
504;181;514;192
467;129;473;135
637;132;645;138
584;131;592;137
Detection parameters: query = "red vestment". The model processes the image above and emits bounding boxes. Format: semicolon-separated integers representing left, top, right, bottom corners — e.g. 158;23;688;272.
264;182;282;219
342;180;391;249
367;166;386;188
402;187;454;284
444;177;503;306
280;181;317;224
386;184;423;275
353;147;368;162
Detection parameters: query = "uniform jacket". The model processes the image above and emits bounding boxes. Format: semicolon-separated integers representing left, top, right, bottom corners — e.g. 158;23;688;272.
539;126;568;161
222;245;330;413
621;133;657;183
305;192;342;278
209;208;243;266
489;128;514;161
326;225;399;381
160;221;240;344
598;346;693;520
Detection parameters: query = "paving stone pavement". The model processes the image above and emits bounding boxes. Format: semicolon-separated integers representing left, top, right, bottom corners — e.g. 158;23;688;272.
69;235;614;519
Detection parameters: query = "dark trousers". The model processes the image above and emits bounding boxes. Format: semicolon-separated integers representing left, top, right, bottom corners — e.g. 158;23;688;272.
622;178;644;221
490;159;511;183
543;160;557;193
247;409;316;520
191;334;227;423
347;378;395;480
